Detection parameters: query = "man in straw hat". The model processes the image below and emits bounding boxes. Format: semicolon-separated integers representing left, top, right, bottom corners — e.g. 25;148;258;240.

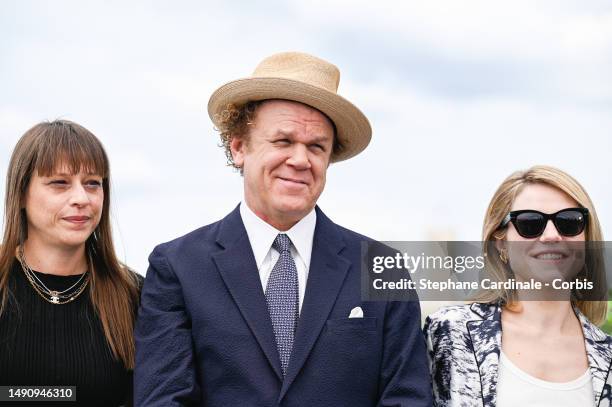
135;52;431;406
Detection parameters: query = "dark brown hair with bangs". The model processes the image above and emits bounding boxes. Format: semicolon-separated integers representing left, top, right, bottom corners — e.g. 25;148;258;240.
0;120;140;369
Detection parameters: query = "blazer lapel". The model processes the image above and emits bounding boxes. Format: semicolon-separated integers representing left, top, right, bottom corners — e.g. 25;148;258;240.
278;207;350;402
211;205;283;381
466;303;502;407
465;303;612;407
577;309;612;406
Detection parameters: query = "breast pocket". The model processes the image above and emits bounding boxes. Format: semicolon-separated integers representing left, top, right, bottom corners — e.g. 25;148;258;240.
317;317;380;386
326;317;377;333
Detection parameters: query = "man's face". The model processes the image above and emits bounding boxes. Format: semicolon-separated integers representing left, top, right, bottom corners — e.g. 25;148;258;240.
231;99;335;230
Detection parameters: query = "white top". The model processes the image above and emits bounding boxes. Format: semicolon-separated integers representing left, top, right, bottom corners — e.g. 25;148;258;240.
497;351;595;407
239;202;316;313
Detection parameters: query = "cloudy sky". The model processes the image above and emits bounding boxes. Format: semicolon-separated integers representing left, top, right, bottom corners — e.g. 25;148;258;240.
1;0;611;274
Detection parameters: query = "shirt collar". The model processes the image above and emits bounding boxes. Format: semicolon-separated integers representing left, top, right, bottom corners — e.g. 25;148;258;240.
239;201;316;269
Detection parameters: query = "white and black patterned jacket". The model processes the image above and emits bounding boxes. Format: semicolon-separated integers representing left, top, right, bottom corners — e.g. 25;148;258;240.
424;303;612;407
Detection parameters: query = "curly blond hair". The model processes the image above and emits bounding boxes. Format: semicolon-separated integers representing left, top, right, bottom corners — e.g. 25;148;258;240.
214;100;340;169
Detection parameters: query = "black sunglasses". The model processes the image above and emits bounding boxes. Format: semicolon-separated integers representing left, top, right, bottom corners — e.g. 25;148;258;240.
500;207;589;238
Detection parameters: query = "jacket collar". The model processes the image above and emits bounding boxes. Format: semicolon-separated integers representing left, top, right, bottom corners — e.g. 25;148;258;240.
469;302;498;320
467;302;502;407
468;302;612;407
239;202;316;273
277;206;350;401
212;205;351;401
576;306;612;405
213;205;284;380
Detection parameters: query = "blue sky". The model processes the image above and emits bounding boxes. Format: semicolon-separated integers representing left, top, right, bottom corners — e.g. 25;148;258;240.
1;0;611;274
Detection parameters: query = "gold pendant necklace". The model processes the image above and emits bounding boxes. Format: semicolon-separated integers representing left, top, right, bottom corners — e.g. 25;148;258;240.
17;250;90;305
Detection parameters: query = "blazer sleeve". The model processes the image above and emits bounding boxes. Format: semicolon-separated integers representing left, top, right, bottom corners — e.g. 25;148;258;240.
134;245;200;406
377;299;433;406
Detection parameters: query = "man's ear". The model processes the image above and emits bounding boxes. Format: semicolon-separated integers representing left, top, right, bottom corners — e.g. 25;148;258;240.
230;136;246;168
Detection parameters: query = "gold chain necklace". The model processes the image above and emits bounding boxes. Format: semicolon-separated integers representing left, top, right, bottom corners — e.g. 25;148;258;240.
17;252;90;305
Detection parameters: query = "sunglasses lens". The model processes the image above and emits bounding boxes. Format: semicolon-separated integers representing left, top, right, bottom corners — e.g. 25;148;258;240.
514;212;546;238
554;210;586;236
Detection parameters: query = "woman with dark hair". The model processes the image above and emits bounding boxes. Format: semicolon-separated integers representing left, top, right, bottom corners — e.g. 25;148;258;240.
0;120;141;406
424;165;611;407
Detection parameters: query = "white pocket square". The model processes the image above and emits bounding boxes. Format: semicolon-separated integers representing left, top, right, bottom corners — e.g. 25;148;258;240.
348;306;364;318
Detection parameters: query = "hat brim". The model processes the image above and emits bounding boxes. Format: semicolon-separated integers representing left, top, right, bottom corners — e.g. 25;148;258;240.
208;77;372;163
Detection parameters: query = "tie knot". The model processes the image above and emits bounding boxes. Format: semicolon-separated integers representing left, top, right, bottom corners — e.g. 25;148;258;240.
273;234;291;253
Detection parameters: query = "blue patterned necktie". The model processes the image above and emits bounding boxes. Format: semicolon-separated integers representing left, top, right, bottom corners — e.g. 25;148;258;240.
265;233;299;376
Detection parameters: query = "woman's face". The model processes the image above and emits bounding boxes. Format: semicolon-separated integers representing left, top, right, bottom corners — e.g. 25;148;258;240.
24;166;104;251
501;183;586;288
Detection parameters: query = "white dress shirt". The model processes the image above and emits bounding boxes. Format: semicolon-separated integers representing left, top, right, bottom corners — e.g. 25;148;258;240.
239;202;316;313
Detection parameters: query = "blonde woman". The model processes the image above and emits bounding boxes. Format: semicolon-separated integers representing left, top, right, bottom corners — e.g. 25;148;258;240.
0;120;141;406
424;166;611;407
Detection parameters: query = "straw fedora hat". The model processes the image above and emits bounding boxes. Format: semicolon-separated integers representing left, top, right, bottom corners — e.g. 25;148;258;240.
207;52;372;163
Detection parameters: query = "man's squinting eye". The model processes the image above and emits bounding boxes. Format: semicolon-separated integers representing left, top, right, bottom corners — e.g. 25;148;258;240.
310;143;325;152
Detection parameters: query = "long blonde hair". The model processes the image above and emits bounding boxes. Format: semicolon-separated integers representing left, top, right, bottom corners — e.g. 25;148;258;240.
0;120;140;368
477;165;607;325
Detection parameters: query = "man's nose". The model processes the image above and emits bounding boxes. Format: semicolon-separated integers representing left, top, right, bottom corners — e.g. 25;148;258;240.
286;144;311;170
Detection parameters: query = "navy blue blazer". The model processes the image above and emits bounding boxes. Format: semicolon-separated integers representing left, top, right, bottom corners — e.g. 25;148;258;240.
135;205;431;406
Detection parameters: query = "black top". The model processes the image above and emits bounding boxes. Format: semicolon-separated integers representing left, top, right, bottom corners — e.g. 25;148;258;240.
0;260;139;406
